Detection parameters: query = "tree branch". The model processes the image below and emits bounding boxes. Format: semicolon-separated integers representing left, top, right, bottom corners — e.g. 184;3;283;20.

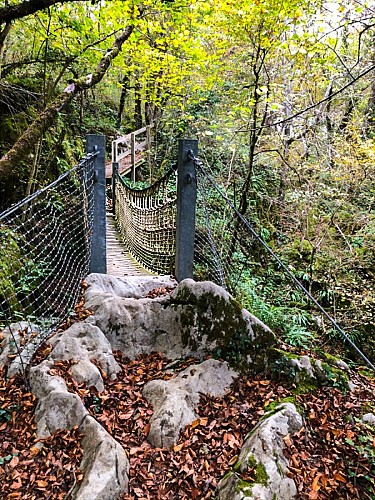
0;0;87;24
235;65;375;133
0;25;134;178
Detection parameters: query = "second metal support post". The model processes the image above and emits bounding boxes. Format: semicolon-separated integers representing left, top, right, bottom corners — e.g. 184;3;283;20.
87;134;107;274
175;139;198;282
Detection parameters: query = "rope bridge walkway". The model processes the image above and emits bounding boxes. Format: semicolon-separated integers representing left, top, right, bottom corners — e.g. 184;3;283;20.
0;134;374;375
113;167;177;275
106;212;151;277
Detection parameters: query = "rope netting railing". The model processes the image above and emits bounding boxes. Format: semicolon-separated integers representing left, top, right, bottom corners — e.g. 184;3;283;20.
192;154;375;371
194;164;249;293
0;153;96;377
114;168;177;274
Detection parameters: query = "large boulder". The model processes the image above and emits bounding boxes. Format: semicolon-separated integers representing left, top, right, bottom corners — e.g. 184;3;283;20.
143;359;237;448
29;360;87;438
73;416;129;500
29;350;129;498
49;322;121;391
218;403;302;500
84;278;277;370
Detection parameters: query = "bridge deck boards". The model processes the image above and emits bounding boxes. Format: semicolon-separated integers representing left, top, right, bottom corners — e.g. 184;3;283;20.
106;213;152;277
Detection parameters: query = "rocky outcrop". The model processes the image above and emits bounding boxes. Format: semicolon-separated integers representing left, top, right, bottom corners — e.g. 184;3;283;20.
218;403;303;500
49;322;121;392
143;359;237;448
1;273;356;499
84;277;277;371
27;321;129;500
85;273;177;300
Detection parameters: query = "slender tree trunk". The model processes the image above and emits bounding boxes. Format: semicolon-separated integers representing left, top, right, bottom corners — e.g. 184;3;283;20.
227;44;268;269
134;79;142;129
117;74;129;126
238;46;267;215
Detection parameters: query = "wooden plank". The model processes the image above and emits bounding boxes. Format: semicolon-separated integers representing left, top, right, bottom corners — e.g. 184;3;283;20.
133;125;147;135
106;213;152;277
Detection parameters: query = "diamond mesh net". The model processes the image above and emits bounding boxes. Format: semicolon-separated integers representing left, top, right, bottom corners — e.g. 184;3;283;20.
0;153;96;374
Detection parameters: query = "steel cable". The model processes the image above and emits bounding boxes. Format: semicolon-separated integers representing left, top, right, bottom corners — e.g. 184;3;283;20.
191;152;375;372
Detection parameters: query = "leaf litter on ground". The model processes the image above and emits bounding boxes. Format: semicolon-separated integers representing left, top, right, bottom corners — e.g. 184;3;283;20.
1;345;375;499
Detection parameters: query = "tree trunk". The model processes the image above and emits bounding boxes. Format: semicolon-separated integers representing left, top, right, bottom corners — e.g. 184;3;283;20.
117;74;130;126
0;25;134;179
134;79;142;129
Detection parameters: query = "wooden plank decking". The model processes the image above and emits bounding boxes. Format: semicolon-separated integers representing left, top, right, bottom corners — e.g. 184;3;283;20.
106;213;151;277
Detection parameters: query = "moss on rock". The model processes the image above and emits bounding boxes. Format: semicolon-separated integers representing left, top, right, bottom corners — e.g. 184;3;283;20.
170;279;277;372
270;348;351;393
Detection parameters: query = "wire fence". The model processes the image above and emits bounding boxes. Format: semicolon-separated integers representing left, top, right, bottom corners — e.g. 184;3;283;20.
194;165;253;294
192;155;375;371
0;153;96;377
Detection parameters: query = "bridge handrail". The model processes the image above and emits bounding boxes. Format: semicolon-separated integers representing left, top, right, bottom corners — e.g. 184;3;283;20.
0;152;98;222
0;144;100;380
111;124;153;164
117;166;176;195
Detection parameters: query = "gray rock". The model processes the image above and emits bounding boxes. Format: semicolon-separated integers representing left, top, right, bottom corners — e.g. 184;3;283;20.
334;359;350;371
85;278;277;370
70;359;105;392
348;380;356;392
29;360;68;399
362;413;375;425
74;416;129;500
0;321;41;376
85;273;176;300
34;389;87;438
143;359;237;448
49;322;120;383
279;352;351;391
218;403;302;500
288;355;315;380
85;293;185;359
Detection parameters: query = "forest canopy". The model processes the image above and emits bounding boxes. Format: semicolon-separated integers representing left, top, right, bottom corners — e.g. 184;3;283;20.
1;0;375;361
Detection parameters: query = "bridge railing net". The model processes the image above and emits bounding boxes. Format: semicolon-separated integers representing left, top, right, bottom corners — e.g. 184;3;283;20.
115;169;177;274
194;164;256;295
0;154;96;373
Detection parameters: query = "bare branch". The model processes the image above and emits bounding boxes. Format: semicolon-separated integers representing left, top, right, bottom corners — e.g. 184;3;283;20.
0;0;87;24
235;65;375;133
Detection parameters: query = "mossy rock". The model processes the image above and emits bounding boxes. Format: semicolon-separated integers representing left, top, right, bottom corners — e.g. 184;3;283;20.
170;279;278;372
270;348;351;393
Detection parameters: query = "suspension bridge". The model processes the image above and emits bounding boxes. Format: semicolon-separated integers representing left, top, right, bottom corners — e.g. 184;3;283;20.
0;130;374;372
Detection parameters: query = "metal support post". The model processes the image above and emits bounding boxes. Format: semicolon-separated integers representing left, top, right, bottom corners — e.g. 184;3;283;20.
175;139;198;281
146;124;152;183
87;134;107;274
131;132;136;182
112;162;119;216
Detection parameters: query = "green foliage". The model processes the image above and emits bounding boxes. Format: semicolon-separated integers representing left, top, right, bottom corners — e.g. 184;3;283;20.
346;420;375;497
237;275;315;349
0;226;51;322
0;227;23;311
